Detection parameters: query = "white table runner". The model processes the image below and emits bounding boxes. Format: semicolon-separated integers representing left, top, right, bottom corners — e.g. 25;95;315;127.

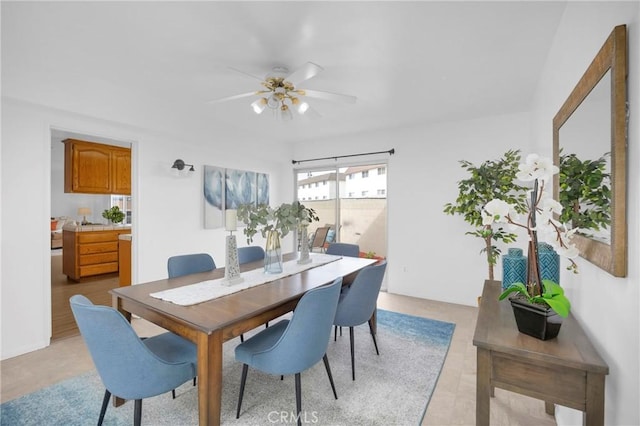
150;253;342;306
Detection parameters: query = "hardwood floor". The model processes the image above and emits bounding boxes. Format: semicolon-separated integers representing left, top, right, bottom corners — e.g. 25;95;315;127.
51;251;119;340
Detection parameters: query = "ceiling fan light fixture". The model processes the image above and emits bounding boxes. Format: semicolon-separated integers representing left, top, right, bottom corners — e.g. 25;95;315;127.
280;104;293;121
297;102;310;115
267;94;280;109
251;98;267;114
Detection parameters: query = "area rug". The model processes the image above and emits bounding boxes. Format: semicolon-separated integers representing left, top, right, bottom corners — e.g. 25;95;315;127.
0;309;455;425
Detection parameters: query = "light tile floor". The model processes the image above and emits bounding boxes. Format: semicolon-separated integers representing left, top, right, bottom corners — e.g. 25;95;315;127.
1;292;556;425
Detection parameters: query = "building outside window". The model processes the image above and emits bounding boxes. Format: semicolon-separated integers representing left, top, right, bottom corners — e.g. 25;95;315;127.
377;189;386;195
111;195;132;224
377;167;386;175
362;171;369;178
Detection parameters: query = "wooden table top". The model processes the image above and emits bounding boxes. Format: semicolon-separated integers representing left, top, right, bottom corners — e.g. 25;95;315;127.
473;280;609;374
111;253;376;335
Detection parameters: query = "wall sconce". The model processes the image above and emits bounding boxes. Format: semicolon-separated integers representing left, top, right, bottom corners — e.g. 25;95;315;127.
172;159;195;172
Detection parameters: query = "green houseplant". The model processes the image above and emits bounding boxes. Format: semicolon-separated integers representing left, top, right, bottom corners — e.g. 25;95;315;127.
559;151;611;234
102;206;125;224
483;154;578;340
443;150;528;280
237;201;319;273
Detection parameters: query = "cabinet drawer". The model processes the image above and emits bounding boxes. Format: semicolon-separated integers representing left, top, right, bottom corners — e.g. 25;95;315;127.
79;242;118;254
80;262;118;277
79;252;118;266
78;232;119;244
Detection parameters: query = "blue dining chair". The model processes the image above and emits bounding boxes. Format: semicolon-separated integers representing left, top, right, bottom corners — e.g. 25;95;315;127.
333;260;387;380
69;295;197;426
167;253;216;278
237;246;265;265
235;278;343;426
326;242;360;258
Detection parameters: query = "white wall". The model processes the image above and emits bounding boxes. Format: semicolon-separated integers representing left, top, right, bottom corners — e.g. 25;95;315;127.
1;98;291;359
291;112;534;307
530;3;639;425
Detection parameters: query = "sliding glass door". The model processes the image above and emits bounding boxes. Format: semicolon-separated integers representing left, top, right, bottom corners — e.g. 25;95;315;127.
295;163;387;258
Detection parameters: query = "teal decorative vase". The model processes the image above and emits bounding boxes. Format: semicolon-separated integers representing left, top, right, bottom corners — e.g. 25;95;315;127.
538;243;560;284
502;248;527;289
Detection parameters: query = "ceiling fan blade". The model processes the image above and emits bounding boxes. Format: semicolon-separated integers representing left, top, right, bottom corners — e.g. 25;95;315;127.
206;91;263;104
301;105;322;120
228;66;265;81
285;62;324;86
299;89;357;104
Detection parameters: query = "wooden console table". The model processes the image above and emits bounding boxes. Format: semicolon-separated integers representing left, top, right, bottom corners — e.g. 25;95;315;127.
473;280;609;426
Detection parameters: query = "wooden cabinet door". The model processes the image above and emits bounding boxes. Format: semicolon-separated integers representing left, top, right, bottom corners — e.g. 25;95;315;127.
111;148;131;195
65;140;111;193
64;139;131;194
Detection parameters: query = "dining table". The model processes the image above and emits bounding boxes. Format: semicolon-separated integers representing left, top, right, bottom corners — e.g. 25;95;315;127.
110;252;377;426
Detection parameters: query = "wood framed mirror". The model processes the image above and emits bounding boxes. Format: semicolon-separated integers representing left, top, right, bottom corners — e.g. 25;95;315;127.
553;25;627;277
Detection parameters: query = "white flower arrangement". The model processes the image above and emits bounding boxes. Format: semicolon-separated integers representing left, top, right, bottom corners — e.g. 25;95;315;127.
482;154;579;276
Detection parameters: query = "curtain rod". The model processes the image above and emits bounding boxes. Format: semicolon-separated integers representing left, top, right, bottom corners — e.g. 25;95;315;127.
291;148;395;165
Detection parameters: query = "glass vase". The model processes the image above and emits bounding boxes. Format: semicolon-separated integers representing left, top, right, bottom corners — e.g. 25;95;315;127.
264;230;283;274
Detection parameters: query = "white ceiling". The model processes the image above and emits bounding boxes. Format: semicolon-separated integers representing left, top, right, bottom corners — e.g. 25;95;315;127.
2;1;567;145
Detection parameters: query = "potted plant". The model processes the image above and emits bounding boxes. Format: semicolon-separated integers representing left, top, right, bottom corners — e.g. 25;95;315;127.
102;206;125;224
483;154;579;340
443;150;528;280
237;201;319;273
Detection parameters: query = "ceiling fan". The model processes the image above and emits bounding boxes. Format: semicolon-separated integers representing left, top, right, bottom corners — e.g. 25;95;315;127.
207;62;357;121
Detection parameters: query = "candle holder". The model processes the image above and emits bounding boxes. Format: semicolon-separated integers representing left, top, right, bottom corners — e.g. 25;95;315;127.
222;231;244;286
222;209;243;286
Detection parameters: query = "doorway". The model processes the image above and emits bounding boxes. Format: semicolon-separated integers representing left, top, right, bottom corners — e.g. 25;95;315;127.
50;129;133;340
295;163;388;258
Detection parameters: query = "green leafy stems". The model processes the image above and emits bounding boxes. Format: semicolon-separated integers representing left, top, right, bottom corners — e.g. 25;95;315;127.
237;201;319;245
498;279;571;318
559;151;611;233
443;150;528;280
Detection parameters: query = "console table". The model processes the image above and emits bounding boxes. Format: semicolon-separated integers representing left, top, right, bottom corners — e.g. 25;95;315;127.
473;280;609;426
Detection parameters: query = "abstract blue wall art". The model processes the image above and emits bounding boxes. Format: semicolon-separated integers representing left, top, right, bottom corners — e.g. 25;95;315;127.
225;169;256;209
203;165;224;229
257;173;270;205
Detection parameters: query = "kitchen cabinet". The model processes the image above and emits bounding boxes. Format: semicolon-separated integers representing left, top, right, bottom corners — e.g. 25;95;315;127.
64;139;131;195
63;226;132;281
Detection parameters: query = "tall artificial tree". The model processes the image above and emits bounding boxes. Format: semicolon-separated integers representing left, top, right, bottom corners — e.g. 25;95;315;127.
443;150;528;280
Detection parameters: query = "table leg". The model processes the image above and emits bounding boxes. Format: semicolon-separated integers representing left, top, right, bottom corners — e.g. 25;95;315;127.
476;348;491;426
585;372;605;426
197;330;223;426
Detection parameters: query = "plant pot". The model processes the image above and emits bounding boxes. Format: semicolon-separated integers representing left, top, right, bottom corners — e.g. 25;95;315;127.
509;297;563;340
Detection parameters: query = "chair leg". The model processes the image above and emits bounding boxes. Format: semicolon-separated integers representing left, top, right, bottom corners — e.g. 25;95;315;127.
334;325;337;341
98;389;111;426
349;326;355;381
240;334;244;343
322;354;338;399
368;319;380;355
236;364;248;419
265;321;269;328
295;373;302;426
172;389;176;399
133;399;142;426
